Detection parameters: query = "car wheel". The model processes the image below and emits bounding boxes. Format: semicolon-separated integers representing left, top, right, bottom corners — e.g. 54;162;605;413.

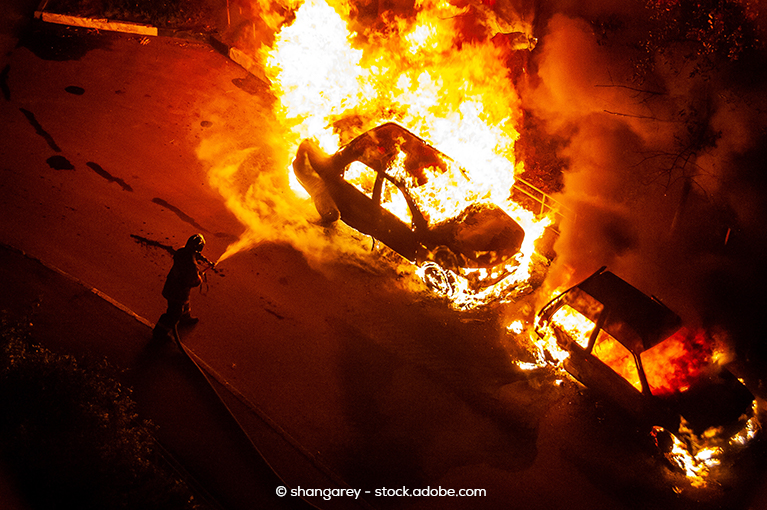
420;261;456;296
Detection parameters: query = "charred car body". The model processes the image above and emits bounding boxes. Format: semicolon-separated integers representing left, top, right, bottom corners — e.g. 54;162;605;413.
534;267;757;441
292;122;526;297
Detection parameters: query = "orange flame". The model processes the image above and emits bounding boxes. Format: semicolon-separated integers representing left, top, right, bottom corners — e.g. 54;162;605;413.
550;304;595;349
261;0;548;307
654;403;761;489
642;328;716;396
533;291;722;398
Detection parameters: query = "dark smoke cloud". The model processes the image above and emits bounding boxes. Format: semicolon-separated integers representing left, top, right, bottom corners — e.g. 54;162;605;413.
234;0;766;372
517;4;767;374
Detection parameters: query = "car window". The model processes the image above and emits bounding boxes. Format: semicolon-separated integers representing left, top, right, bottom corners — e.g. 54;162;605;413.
550;304;597;349
592;329;642;392
346;161;412;225
346;161;377;196
381;179;412;225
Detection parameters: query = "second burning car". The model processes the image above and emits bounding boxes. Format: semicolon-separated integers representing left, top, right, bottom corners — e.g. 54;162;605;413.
533;266;760;482
292;123;528;298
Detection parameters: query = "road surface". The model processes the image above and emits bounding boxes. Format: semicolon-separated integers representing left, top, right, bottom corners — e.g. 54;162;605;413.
2;12;767;510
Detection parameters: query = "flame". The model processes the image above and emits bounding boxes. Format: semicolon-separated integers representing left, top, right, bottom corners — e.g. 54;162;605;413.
592;330;641;391
506;320;524;335
549;304;595;349
260;0;549;307
654;402;761;489
531;293;724;398
655;422;723;488
641;327;716;396
530;303;570;365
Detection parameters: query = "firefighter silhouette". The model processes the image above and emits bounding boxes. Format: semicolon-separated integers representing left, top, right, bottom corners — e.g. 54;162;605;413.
153;233;215;341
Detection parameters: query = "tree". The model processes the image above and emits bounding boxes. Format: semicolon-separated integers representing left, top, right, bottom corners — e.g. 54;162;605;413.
637;0;761;79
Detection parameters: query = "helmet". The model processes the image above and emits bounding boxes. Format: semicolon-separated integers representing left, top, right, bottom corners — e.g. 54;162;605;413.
185;233;206;252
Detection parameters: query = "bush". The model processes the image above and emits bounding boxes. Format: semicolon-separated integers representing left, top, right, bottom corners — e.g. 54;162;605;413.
103;0;187;26
0;314;202;510
45;0;207;28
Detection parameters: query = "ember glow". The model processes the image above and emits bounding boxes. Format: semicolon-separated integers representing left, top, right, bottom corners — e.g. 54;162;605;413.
262;0;549;307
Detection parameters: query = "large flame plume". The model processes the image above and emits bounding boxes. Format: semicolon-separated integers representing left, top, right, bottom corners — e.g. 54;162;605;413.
257;0;547;305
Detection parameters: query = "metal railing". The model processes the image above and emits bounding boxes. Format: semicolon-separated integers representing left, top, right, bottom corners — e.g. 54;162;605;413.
511;176;573;232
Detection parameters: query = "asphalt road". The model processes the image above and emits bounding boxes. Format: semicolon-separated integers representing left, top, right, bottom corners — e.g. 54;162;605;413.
2;9;767;510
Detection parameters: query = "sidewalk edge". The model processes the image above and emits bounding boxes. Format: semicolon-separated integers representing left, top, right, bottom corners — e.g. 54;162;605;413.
0;243;153;329
34;10;159;36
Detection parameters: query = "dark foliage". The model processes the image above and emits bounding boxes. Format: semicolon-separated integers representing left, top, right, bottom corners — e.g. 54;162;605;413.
0;314;201;510
513;111;567;195
44;0;214;29
636;0;762;78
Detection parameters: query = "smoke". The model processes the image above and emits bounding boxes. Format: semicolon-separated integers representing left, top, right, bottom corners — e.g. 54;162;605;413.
200;0;766;360
520;5;767;365
195;93;381;271
521;15;672;286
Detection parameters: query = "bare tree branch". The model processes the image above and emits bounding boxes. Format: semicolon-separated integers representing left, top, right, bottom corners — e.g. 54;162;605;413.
603;109;662;120
595;84;666;96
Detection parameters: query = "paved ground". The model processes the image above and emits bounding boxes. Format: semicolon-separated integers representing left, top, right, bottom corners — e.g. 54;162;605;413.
0;5;336;507
0;243;315;510
3;3;767;510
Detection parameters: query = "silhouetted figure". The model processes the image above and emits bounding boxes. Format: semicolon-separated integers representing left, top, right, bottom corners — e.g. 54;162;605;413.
153;233;214;342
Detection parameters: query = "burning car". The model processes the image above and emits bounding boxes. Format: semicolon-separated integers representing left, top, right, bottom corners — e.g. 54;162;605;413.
292;122;528;298
533;267;759;479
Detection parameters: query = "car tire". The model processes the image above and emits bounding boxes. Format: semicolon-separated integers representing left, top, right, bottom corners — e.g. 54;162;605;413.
420;261;455;296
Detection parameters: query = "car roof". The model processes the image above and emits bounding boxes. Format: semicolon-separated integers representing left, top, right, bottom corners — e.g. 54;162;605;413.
574;268;682;354
338;122;451;186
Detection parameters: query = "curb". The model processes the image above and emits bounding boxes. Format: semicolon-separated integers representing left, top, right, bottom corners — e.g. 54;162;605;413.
33;1;269;83
0;243;154;329
0;242;319;508
34;10;158;36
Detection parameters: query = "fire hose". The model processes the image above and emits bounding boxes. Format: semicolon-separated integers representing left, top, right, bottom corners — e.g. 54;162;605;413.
199;261;217;296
